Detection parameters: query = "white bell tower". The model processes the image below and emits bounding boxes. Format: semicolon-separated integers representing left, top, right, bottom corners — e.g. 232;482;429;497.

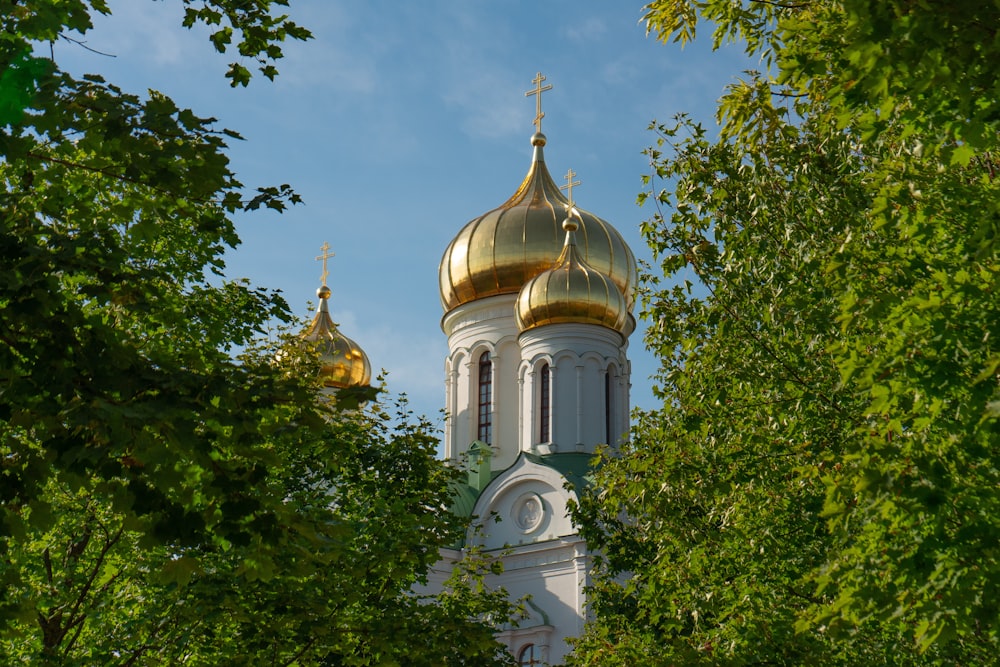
431;74;636;665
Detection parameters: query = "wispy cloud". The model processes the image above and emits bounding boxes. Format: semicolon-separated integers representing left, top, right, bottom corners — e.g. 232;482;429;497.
68;1;199;68
422;6;524;140
275;5;380;95
563;17;608;42
281;43;378;95
442;68;524;140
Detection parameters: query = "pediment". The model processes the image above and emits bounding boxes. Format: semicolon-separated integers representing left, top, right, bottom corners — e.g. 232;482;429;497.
470;454;580;550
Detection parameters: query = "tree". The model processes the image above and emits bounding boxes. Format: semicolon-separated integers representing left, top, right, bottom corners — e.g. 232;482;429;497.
1;2;513;663
2;0;313;563
3;375;514;664
570;1;1000;663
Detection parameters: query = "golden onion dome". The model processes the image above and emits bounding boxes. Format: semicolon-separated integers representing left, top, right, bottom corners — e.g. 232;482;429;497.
516;214;628;333
300;285;372;389
439;132;637;313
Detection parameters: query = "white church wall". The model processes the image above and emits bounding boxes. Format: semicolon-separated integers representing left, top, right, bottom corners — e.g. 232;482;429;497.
443;351;468;461
493;336;520;470
551;352;577;453
518;323;628;455
491;538;591;666
468;453;593;665
470;456;577;551
428;539;589;666
442;295;524;468
517;354;552;453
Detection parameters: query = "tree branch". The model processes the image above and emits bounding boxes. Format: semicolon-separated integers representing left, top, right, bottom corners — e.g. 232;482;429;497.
61;523;125;657
750;0;812;9
58;33;117;58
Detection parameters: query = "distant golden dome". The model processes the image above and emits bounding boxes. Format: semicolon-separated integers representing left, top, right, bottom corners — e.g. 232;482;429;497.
301;286;371;388
439;132;637;313
516;215;628;333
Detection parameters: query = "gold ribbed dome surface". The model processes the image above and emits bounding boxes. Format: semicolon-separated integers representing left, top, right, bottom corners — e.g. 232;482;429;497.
439;132;637;313
301;286;372;389
516;216;628;333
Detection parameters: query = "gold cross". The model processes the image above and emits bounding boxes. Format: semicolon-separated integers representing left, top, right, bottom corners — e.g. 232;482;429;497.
315;241;335;285
560;168;581;206
524;72;553;133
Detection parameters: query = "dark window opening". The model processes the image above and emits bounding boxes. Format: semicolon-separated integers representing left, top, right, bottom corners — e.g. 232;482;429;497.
539;363;550;443
478;351;492;444
517;644;537;666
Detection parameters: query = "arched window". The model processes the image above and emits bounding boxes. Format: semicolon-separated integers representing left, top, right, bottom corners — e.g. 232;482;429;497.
517;643;537;666
604;366;614;445
538;363;550;443
477;351;492;444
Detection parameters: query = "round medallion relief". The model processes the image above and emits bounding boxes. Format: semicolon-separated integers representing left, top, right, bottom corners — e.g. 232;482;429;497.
512;493;544;533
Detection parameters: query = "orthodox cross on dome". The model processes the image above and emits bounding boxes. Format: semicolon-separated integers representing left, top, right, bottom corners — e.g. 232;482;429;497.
315;241;335;286
560;168;581;207
525;71;553;133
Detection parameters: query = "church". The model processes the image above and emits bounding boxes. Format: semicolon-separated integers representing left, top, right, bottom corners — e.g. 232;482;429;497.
303;74;637;666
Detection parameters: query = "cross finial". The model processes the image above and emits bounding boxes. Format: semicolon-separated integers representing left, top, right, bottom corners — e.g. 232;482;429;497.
524;71;553;133
560;168;581;206
315;241;335;286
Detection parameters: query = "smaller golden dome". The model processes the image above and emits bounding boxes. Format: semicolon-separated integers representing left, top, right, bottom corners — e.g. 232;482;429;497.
300;286;371;389
516;214;628;334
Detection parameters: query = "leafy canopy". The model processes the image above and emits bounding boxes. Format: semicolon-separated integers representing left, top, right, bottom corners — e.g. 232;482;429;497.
1;2;515;664
569;1;1000;664
2;0;314;573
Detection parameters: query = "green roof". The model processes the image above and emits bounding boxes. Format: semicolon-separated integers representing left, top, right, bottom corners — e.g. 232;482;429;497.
448;452;597;517
523;452;598;491
448;480;480;519
445;452;600;548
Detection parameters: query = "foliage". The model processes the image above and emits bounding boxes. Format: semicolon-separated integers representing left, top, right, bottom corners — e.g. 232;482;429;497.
570;0;1000;663
1;2;513;664
2;380;513;665
2;0;312;553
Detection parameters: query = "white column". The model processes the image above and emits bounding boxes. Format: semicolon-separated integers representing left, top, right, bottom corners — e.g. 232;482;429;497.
617;368;628;446
464;358;475;445
490;352;499;453
548;365;557;451
600;366;610;448
445;363;454;458
575;364;584;451
521;368;531;452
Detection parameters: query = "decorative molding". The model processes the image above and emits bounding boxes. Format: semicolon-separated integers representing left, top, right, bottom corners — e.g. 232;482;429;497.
442;294;519;336
512;492;544;533
501;540;587;571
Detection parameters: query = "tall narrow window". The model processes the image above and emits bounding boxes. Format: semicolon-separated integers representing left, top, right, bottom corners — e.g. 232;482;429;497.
477;351;492;444
517;644;537;666
539;364;550;443
604;368;613;445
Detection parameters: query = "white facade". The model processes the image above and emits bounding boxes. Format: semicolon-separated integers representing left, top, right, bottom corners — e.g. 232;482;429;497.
431;120;635;664
434;280;632;667
442;295;523;471
517;322;632;456
443;299;633;464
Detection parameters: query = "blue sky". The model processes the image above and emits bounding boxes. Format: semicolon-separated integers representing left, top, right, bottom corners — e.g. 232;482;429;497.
62;1;751;427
